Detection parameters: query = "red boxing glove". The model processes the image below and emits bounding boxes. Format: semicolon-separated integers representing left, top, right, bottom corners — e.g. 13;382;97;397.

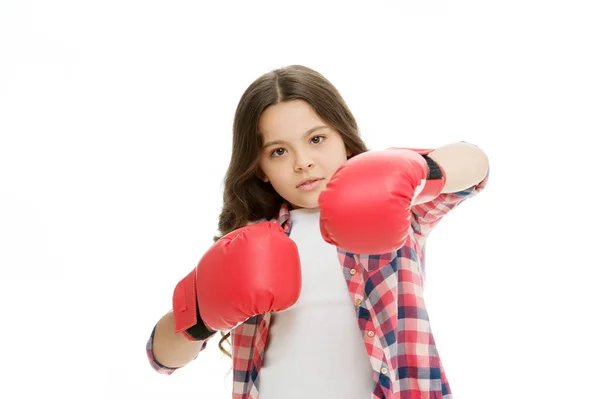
318;148;446;254
172;222;302;338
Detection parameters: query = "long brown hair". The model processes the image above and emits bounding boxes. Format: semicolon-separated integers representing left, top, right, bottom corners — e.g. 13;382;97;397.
213;64;369;358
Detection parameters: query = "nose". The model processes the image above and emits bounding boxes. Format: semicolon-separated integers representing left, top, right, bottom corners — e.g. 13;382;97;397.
294;156;315;172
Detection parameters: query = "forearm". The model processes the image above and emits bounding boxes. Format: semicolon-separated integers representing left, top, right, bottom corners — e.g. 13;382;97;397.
152;311;206;368
428;141;489;193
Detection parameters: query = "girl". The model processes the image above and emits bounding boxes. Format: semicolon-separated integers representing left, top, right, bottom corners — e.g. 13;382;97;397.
146;64;489;399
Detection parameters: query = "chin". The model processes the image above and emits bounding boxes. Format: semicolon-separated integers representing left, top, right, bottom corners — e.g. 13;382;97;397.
288;195;320;210
286;186;325;210
301;197;321;210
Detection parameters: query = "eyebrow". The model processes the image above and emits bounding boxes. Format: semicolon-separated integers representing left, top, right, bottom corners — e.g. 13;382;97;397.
262;125;329;149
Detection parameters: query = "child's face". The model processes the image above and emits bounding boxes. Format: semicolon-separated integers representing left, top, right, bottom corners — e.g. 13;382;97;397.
258;99;350;209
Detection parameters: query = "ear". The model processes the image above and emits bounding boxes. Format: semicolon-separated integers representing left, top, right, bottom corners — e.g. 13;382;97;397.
256;169;269;183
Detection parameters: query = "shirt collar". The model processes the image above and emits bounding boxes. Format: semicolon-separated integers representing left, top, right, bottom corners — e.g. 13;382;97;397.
270;201;292;235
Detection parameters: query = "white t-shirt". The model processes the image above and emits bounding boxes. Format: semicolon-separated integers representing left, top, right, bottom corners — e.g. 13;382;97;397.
259;207;373;399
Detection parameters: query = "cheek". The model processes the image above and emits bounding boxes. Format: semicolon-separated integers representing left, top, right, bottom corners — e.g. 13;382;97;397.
263;163;287;185
322;147;347;169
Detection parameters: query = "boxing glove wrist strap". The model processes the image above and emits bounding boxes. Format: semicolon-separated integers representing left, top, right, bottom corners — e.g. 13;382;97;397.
389;147;446;204
184;304;217;341
173;269;217;341
422;154;443;180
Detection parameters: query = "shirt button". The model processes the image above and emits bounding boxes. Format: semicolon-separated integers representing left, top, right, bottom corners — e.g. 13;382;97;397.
354;298;362;306
350;268;357;275
381;367;388;375
367;330;375;338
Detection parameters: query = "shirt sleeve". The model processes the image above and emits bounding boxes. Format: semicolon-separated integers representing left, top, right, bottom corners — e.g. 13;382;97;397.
146;324;208;375
411;168;490;244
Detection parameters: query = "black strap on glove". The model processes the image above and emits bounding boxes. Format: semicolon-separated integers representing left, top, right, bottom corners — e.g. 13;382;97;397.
422;154;443;180
185;303;218;341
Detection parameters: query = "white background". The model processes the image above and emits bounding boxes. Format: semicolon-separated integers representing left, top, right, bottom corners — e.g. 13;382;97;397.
1;1;599;398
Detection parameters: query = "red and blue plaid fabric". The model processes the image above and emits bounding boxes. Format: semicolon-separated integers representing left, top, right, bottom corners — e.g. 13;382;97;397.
147;172;489;398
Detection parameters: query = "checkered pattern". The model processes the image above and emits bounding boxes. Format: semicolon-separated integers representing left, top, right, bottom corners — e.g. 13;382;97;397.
146;172;489;398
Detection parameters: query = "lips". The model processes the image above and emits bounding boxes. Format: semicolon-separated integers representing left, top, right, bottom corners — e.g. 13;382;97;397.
297;178;323;188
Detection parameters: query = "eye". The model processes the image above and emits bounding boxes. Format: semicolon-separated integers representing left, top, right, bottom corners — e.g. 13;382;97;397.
270;148;286;157
268;136;325;158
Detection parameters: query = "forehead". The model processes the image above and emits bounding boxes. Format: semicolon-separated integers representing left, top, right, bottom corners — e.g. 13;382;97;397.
259;100;325;139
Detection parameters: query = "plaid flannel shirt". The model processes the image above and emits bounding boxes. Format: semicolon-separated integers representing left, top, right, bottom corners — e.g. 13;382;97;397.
147;172;489;399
